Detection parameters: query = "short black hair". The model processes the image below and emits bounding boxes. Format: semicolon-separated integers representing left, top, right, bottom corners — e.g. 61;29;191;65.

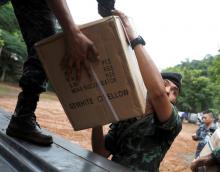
203;110;214;118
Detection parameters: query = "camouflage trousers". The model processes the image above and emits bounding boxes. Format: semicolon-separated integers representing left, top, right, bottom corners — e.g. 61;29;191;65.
11;0;56;94
195;141;206;158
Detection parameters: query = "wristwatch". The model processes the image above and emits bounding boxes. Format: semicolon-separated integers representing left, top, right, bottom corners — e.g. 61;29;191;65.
130;36;146;49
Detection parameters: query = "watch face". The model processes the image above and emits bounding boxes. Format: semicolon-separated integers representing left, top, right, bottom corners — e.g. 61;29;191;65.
139;36;146;45
130;36;145;49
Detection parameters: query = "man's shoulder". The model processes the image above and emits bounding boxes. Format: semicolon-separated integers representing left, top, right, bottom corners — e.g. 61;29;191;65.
211;122;218;130
155;105;182;132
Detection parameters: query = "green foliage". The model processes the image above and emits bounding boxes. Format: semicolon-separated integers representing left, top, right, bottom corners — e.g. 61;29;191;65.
164;54;220;115
1;29;26;58
0;2;27;59
0;29;5;47
0;2;27;82
0;2;20;32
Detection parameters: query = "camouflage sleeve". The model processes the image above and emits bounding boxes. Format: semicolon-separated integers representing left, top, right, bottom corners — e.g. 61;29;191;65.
212;147;220;164
195;126;203;140
155;105;182;131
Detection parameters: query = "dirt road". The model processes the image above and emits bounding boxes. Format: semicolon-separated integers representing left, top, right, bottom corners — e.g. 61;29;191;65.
0;83;197;171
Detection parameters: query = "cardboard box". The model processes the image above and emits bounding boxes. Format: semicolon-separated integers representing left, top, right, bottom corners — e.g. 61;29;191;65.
200;128;220;157
35;16;147;130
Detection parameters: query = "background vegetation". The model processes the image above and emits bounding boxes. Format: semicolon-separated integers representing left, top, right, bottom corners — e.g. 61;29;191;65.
164;53;220;115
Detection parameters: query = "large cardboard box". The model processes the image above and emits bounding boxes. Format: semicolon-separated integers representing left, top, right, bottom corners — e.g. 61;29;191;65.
35;16;147;130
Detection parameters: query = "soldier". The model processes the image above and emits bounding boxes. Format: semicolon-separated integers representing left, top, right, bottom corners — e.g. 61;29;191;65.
192;110;217;158
4;0;99;146
91;10;182;172
191;147;220;172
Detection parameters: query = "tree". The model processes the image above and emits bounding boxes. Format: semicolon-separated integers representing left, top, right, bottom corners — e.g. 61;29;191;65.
164;53;220;114
208;55;220;113
0;2;27;82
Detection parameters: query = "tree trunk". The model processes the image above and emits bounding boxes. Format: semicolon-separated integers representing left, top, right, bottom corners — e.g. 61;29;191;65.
0;47;2;57
0;67;7;82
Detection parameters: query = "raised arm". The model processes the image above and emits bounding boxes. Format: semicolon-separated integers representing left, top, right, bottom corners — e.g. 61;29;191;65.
112;10;173;122
92;126;110;157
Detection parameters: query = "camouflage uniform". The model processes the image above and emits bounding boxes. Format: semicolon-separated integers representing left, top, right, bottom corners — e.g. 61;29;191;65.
105;106;182;172
195;123;217;158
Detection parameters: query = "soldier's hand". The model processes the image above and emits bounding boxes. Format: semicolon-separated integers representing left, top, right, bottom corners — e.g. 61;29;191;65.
112;9;138;42
192;133;197;140
61;31;99;81
190;154;215;172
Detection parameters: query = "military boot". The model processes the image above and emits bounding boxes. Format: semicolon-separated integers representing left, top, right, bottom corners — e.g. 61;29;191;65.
6;92;53;146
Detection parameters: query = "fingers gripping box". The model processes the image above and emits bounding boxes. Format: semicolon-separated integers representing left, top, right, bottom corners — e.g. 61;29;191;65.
35;16;147;130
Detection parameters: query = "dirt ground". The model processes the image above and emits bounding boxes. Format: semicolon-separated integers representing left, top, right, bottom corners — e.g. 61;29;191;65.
0;83;197;172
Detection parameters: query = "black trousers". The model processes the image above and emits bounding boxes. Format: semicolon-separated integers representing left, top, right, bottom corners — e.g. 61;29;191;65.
11;0;56;94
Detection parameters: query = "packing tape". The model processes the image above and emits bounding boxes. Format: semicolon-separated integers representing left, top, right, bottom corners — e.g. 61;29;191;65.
90;64;120;122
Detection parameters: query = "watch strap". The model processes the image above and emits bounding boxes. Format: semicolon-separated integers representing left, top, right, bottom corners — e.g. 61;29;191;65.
130;36;146;49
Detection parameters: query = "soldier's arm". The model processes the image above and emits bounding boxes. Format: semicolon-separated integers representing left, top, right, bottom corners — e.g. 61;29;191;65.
191;147;220;171
47;0;79;35
92;126;111;157
195;126;203;140
192;127;201;140
192;133;198;141
46;0;99;80
112;10;172;123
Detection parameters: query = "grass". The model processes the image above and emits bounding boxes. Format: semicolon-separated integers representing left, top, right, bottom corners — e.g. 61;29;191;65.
0;85;10;95
0;82;58;100
0;82;19;96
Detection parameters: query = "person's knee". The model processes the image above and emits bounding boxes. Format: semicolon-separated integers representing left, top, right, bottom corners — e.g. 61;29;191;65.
19;63;48;94
19;76;48;94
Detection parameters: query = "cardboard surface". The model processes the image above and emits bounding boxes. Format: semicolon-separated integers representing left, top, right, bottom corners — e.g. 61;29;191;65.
35;16;147;130
200;128;220;156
